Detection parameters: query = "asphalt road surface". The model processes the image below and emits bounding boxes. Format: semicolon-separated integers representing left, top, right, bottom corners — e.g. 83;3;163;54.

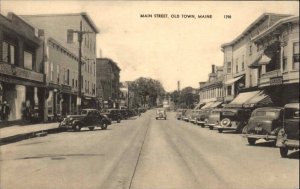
1;110;299;189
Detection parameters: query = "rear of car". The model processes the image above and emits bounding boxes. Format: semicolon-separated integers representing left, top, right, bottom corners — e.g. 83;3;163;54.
245;107;283;145
156;108;167;120
205;109;222;130
176;109;185;120
276;103;299;158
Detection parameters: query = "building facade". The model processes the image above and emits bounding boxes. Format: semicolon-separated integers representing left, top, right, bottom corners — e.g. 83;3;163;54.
96;58;121;108
221;13;291;103
0;13;45;121
22;13;99;116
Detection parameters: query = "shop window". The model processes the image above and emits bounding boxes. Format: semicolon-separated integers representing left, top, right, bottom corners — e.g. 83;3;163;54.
24;51;33;70
227;62;232;73
2;41;15;64
293;42;299;70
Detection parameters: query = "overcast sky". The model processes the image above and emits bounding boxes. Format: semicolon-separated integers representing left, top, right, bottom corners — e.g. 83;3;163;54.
1;1;299;92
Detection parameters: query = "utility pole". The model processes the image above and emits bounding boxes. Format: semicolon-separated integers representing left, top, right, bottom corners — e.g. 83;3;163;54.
68;20;93;112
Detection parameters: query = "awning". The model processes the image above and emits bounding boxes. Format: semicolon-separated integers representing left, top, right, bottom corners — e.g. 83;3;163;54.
225;90;261;108
194;102;205;110
244;91;273;107
210;101;223;108
224;75;244;85
249;54;272;69
201;101;215;109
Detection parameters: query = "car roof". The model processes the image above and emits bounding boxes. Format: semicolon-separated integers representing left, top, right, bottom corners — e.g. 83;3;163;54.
284;103;299;109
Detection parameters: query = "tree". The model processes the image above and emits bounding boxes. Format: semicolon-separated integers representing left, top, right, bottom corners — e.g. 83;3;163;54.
170;87;199;109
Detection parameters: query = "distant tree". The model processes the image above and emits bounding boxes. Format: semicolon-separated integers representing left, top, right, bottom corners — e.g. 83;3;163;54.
170;87;199;109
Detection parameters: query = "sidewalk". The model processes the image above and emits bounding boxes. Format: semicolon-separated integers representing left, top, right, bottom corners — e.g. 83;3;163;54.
0;122;61;145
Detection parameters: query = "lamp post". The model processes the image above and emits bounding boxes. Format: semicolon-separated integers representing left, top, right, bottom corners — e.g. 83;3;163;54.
68;20;93;113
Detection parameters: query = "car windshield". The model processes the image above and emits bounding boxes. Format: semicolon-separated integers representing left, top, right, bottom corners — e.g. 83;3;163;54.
284;108;300;119
254;110;279;118
80;110;88;115
157;109;165;113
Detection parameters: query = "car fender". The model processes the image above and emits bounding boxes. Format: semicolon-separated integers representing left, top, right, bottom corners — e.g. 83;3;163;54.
72;120;82;126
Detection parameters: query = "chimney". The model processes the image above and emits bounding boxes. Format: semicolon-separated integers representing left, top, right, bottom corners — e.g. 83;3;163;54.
212;64;215;74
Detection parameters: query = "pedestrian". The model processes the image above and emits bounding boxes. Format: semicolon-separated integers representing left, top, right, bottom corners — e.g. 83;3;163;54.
1;101;10;121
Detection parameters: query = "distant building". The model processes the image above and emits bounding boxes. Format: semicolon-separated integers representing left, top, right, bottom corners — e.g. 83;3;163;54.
0;13;45;121
96;58;121;108
22;12;99;116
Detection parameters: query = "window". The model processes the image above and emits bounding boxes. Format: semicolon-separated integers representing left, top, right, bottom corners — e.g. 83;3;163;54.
67;30;74;43
293;42;299;70
57;65;60;84
242;55;245;70
75;80;78;88
50;62;53;81
249;45;252;55
72;78;74;88
227;62;232;73
227;86;232;96
235;58;238;73
24;51;33;70
283;45;288;71
2;41;15;64
66;69;70;85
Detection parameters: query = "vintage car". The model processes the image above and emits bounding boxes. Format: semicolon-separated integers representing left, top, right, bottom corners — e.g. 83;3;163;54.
276;103;299;158
205;108;223;130
59;109;111;131
182;109;192;122
245;107;283;145
189;110;199;123
176;109;186;120
119;109;129;120
156;108;167;120
214;108;252;133
196;109;211;127
101;109;122;123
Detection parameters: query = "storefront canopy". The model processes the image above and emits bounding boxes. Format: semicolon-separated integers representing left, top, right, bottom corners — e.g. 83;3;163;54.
225;90;261;108
224;75;244;85
249;53;272;69
194;102;205;110
201;101;216;109
244;91;273;107
210;101;223;108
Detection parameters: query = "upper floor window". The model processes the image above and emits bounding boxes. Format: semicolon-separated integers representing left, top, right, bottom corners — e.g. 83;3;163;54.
2;41;15;64
293;42;299;70
242;55;245;70
235;58;238;73
227;62;232;73
50;62;53;81
249;45;252;55
24;51;33;70
57;65;60;84
67;30;73;43
283;45;288;71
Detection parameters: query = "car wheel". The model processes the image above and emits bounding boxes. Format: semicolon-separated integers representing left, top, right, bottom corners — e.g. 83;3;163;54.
88;127;95;131
209;126;213;130
200;124;205;128
101;123;108;130
165;117;166;120
280;147;288;158
73;124;81;132
218;129;223;133
247;138;256;145
117;118;121;123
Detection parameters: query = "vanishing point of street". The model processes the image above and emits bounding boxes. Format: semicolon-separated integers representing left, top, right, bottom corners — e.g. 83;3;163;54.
1;110;298;189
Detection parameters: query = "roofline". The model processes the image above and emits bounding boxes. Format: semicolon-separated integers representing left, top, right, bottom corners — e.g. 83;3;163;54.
251;16;299;42
96;57;121;71
221;13;292;49
21;12;99;33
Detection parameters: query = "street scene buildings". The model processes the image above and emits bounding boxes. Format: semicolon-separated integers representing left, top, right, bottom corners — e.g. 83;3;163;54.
0;2;299;189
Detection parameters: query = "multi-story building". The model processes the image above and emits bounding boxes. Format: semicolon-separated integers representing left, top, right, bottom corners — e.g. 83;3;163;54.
0;13;45;121
221;13;291;105
249;15;299;106
22;13;99;116
198;65;224;109
96;58;121;108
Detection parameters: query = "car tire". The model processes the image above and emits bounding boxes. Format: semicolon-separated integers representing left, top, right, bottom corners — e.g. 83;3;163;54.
101;123;108;130
209;126;213;130
165;117;166;120
247;138;256;145
201;124;205;128
218;129;223;133
73;124;81;132
280;147;288;158
88;127;95;131
117;118;121;123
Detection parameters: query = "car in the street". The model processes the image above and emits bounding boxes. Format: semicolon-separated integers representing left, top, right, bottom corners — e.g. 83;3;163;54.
205;108;222;130
276;102;299;158
59;109;111;131
176;109;186;120
101;109;122;123
214;108;252;133
189;110;198;123
119;109;129;120
245;107;284;145
182;109;192;122
196;109;211;127
156;108;167;120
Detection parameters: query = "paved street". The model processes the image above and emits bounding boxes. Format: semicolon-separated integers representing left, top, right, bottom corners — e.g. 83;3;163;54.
0;110;299;189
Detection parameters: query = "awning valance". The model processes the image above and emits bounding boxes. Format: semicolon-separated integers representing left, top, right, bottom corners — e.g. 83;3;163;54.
210;101;223;108
224;91;261;108
224;75;244;85
201;101;215;109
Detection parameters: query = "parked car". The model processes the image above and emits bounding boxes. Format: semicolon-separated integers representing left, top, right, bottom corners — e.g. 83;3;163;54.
245;107;284;145
101;109;122;123
176;109;186;120
189;110;197;123
214;108;252;133
196;109;211;127
205;108;222;130
182;109;192;122
156;108;167;120
119;109;129;120
59;109;111;131
276;103;299;158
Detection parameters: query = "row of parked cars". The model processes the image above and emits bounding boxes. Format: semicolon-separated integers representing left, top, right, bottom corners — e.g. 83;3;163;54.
176;102;299;158
58;108;147;132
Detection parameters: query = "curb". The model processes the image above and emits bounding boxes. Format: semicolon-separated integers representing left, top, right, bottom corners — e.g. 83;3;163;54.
0;127;63;146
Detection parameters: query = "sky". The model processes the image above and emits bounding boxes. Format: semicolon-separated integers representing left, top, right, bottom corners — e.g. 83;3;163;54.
1;1;299;92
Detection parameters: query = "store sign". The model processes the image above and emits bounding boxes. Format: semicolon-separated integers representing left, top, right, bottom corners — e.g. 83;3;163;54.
270;76;283;86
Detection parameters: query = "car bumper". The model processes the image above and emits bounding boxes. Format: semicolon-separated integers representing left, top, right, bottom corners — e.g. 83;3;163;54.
214;125;238;130
280;139;300;148
196;120;205;124
205;123;216;127
244;134;277;140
